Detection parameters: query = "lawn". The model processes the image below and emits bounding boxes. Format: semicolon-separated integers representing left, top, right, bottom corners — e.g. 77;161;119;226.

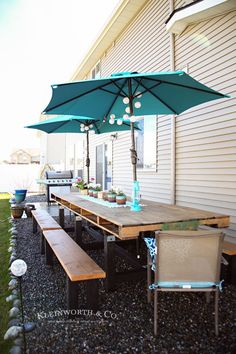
0;193;12;353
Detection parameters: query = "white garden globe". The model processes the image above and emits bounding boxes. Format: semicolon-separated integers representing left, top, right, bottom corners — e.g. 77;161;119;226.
10;259;27;277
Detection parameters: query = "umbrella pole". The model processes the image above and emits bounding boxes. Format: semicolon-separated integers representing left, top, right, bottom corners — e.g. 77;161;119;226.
85;131;90;185
130;122;137;181
128;78;137;182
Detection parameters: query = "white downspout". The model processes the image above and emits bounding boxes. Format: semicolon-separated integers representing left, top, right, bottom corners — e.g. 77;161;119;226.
170;0;176;205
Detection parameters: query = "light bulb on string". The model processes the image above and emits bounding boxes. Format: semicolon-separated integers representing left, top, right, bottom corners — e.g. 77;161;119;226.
84;126;89;131
80;123;85;128
134;101;141;109
109;118;115;124
136;91;142;98
123;97;129;104
89;124;93;129
110;114;115;119
117;119;123;125
130;116;136;122
81;127;85;132
123;114;129;120
125;107;130;114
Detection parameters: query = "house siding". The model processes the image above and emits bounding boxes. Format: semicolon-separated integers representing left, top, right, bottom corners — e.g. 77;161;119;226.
86;0;172;203
174;10;236;228
71;0;236;232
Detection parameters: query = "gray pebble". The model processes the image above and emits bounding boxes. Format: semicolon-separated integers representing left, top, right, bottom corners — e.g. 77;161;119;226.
4;326;22;340
10;345;21;354
9;307;20;318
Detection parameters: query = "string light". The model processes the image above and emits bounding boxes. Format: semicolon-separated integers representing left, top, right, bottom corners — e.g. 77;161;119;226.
117;119;123;125
109;118;115;124
130;116;136;122
134;101;141;108
125;107;130;114
123;114;129;120
123;97;129;104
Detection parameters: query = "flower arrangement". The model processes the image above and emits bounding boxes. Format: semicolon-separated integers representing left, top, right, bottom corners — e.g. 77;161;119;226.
115;188;127;205
75;177;87;190
108;186;117;202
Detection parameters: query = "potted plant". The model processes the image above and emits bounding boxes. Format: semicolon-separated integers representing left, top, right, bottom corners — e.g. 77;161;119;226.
116;189;127;205
93;184;102;198
74;178;88;195
107;187;117;203
88;179;95;197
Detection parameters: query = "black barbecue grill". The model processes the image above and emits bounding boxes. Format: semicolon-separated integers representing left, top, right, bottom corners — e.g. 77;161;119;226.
38;170;77;204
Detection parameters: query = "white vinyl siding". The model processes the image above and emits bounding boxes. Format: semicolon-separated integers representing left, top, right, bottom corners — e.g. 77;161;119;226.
87;0;172;203
174;11;236;228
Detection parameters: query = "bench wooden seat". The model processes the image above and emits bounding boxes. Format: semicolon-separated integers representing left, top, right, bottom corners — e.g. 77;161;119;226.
43;229;106;311
222;241;236;256
32;210;62;233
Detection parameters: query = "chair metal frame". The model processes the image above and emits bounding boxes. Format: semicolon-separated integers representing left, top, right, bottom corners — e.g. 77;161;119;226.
147;230;224;336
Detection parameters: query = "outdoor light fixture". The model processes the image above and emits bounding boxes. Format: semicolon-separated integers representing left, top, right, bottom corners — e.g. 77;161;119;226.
10;259;36;354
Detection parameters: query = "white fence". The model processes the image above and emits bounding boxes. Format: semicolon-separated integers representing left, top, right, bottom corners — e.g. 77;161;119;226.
0;164;41;193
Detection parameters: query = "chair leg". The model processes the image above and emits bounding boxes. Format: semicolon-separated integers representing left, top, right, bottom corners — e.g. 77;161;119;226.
154;290;158;336
147;253;152;303
206;292;211;303
215;289;219;336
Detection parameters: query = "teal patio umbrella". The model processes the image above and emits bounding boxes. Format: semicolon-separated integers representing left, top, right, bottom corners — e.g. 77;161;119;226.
26;115;140;184
42;71;229;181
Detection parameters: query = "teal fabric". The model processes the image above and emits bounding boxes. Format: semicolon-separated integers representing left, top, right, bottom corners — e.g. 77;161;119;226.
26;115;140;134
42;71;229;117
150;281;224;292
144;237;156;271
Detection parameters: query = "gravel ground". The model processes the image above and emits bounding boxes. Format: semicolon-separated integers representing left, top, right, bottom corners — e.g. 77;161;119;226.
13;195;236;354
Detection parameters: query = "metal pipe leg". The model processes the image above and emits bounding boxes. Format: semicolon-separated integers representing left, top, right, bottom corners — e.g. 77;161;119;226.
59;206;65;229
33;216;37;233
215;289;219;336
40;233;45;255
75;216;83;247
154;290;158;336
147;253;152;303
45;240;53;266
104;235;116;291
66;277;78;311
86;279;99;311
206;292;211;303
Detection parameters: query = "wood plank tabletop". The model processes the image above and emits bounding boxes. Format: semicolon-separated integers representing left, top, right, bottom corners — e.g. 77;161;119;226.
51;192;230;240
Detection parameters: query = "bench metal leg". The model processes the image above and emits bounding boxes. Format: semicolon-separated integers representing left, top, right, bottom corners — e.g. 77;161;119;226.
86;279;99;311
66;277;78;311
40;233;45;255
59;206;65;229
104;235;116;291
45;240;53;266
33;216;37;233
75;216;83;246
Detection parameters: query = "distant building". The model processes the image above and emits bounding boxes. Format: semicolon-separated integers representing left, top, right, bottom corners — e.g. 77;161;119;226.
10;148;40;164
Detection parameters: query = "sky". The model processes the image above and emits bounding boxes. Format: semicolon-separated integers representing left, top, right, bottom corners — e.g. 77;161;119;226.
0;0;120;160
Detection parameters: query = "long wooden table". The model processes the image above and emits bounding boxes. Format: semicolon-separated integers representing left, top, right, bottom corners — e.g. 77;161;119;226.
51;192;230;290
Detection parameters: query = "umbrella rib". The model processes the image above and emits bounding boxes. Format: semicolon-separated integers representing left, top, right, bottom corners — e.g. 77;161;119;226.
146;77;226;96
133;78;178;114
46;80;122;112
93;121;101;134
47;121;69;133
104;79;128;118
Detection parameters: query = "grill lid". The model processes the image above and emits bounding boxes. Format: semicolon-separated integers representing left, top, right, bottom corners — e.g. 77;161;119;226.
45;170;73;179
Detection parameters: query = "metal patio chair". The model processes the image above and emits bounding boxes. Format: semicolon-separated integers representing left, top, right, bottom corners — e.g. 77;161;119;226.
145;230;224;336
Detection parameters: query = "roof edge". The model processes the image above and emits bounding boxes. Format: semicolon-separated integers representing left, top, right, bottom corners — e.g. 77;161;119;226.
70;0;149;81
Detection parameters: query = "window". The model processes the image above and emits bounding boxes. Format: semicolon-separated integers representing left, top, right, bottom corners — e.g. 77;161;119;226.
136;115;156;170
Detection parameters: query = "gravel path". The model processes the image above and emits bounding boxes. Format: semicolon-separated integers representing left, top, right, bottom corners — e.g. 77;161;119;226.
13;195;236;353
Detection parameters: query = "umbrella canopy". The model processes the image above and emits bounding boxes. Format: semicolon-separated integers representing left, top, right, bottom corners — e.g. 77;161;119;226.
42;71;229;180
26;115;140;184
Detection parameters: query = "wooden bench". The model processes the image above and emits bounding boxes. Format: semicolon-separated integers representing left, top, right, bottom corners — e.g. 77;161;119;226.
32;210;62;254
43;229;106;311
